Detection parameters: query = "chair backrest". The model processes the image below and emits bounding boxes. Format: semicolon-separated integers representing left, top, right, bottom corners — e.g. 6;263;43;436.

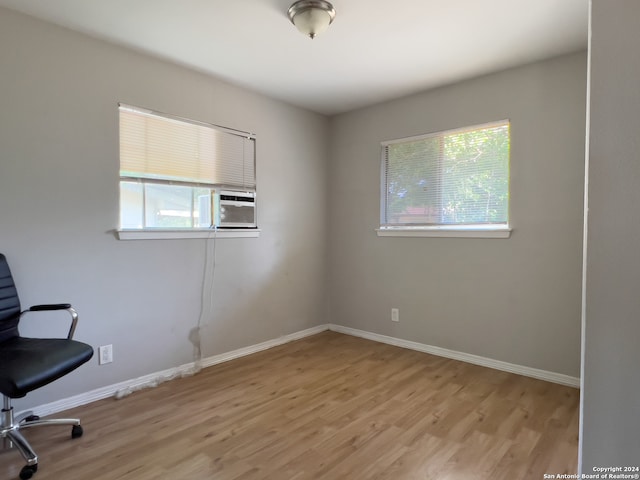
0;254;21;342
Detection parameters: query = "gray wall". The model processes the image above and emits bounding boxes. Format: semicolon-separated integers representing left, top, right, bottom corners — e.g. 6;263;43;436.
328;52;587;377
581;0;640;469
0;8;329;410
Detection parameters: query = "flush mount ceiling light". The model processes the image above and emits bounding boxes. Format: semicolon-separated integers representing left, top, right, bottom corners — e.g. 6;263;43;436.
288;0;336;39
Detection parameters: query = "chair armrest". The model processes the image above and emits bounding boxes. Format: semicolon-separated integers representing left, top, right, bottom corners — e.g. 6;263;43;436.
29;303;72;311
20;304;79;339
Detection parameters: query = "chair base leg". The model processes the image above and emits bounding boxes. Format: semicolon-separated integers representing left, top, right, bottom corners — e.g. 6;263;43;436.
1;406;39;471
4;428;37;466
13;411;34;425
19;417;81;430
2;399;85;479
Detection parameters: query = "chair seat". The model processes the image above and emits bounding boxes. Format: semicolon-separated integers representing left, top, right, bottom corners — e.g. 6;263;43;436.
0;337;94;398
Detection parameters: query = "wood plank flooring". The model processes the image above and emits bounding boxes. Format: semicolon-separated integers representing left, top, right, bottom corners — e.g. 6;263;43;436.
0;332;579;479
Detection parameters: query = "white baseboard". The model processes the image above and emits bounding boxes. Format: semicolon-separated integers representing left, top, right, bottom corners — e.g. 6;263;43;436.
30;322;578;417
328;324;580;388
198;324;329;369
31;324;329;417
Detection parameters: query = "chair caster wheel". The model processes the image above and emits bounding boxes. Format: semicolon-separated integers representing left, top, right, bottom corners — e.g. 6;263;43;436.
19;464;37;479
24;415;40;422
71;425;83;439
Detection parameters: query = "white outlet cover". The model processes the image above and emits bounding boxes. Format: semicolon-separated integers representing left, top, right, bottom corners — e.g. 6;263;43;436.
99;345;113;365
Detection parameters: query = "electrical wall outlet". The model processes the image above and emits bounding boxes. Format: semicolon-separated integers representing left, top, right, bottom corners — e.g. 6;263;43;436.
99;344;113;365
391;308;399;322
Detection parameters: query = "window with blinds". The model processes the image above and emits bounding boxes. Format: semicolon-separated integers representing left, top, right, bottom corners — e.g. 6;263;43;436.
119;104;256;229
381;120;510;229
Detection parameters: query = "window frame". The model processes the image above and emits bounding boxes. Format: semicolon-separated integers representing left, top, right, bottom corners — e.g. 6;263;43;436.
378;120;512;238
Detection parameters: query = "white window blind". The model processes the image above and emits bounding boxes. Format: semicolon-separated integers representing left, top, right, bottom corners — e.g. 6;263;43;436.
119;104;255;189
381;120;510;228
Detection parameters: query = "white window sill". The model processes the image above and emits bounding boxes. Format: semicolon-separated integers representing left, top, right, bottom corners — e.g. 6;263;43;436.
376;226;511;238
117;229;261;240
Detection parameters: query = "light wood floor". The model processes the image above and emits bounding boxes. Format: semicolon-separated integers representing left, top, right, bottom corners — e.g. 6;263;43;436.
0;332;579;479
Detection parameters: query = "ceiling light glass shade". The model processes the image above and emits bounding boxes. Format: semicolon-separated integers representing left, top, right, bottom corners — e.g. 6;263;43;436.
288;0;336;39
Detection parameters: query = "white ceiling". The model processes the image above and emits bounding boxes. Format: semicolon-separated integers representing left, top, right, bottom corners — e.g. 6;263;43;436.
0;0;588;115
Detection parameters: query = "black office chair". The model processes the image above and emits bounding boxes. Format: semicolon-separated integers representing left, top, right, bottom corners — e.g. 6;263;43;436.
0;254;94;479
